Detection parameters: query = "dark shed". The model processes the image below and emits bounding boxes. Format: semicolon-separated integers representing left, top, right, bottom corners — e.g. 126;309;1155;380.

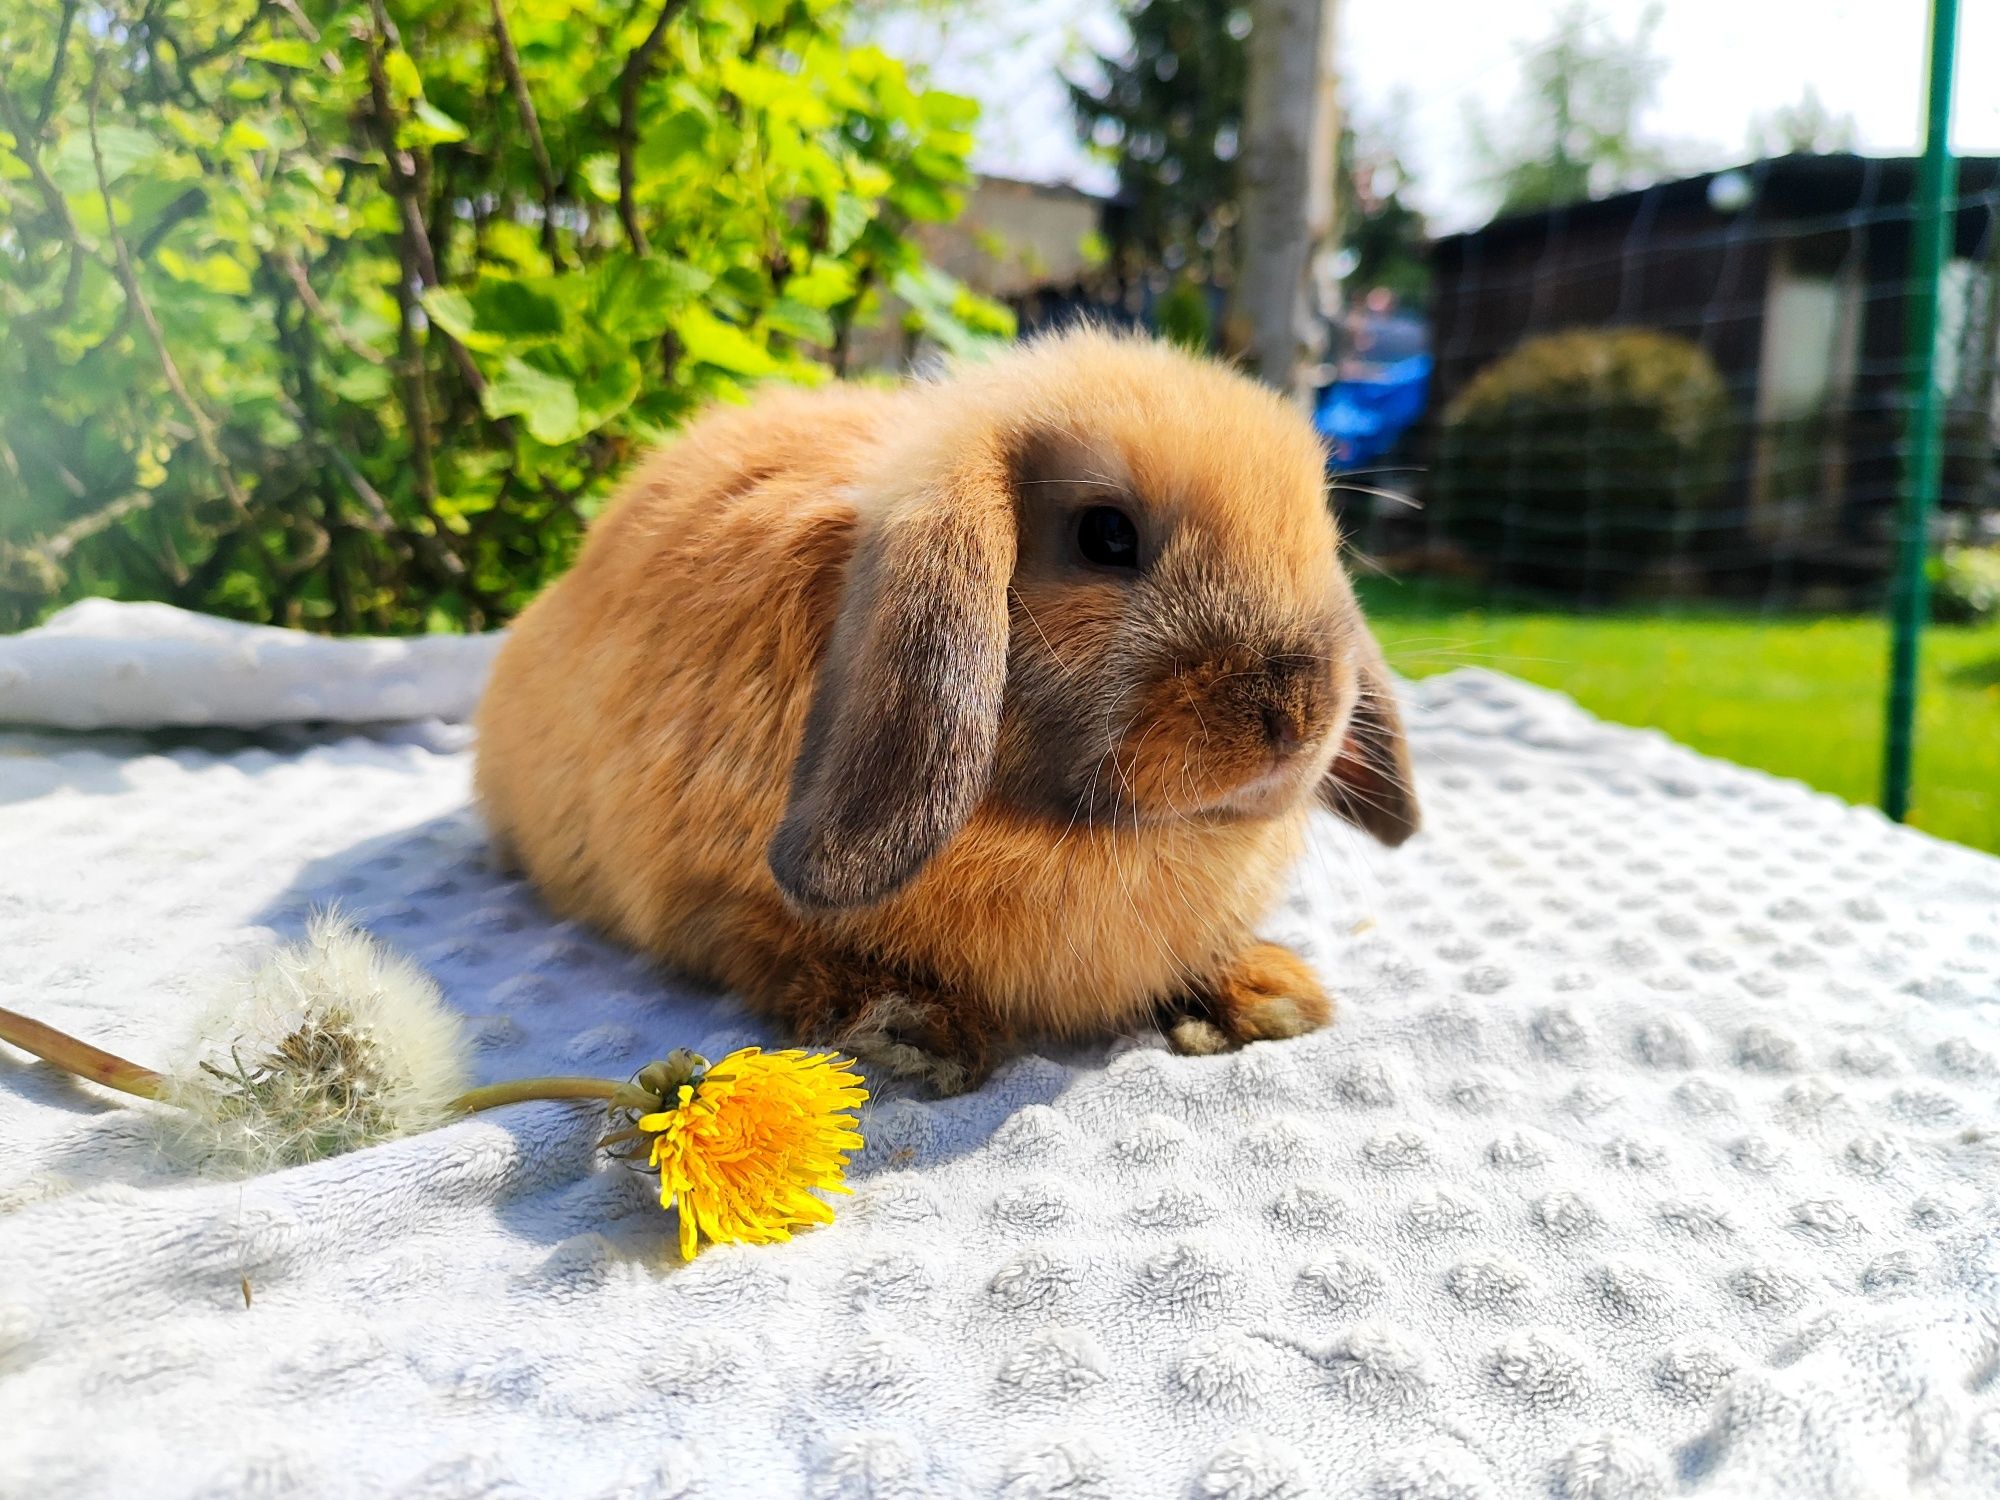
1426;154;2000;590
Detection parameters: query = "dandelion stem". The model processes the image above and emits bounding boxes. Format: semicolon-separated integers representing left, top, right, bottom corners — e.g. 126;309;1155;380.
0;1001;643;1121
0;1006;164;1100
451;1076;627;1114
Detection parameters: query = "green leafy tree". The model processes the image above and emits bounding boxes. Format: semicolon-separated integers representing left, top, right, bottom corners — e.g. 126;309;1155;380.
1469;2;1674;216
0;0;1010;634
1068;0;1249;287
1338;97;1429;307
1068;1;1427;315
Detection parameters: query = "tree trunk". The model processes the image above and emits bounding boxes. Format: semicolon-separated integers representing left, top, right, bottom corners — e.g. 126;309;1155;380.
1234;0;1341;404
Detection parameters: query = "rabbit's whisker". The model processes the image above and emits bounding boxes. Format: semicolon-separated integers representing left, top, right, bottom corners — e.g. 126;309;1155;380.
1010;588;1074;680
1329;482;1422;509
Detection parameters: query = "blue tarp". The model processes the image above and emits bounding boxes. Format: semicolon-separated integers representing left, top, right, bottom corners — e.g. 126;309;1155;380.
1314;352;1431;469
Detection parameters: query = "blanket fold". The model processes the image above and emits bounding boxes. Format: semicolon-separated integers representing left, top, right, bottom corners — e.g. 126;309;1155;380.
0;599;501;729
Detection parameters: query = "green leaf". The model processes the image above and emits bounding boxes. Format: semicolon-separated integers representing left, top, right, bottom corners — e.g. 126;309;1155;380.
0;0;1047;640
712;265;767;309
382;51;423;105
891;264;1012;356
243;38;318;69
888;178;959;223
421;287;499;351
911;144;972;183
673;308;779;376
482;220;545;274
425;599;468;634
919;91;981;130
827;193;871;256
572;346;643;434
124;176;206;240
482;357;582;445
765;297;834;346
592;254;713;339
48;124;157;193
579;153;620;203
329;362;395;404
720;58;796;114
423;279;564;350
94;124;161;179
400;102;468;148
634;109;708;176
155;247;254;296
782;258;858;309
847;162;893;199
221;120;272;152
469;278;565;340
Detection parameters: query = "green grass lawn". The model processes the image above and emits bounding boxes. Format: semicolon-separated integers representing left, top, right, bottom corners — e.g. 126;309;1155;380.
1357;579;2000;856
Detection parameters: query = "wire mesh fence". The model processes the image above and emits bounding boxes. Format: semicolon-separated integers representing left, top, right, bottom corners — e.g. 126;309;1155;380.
1396;157;1995;603
1031;4;1998;852
1310;37;2000;855
1335;169;1998;852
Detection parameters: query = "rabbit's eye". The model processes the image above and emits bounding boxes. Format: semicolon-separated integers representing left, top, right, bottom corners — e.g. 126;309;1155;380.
1075;506;1140;570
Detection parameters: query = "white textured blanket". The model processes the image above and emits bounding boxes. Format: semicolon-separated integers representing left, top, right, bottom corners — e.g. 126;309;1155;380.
1;603;1997;1500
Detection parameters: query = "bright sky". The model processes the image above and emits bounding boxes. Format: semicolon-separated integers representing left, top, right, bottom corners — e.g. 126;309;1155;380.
863;0;2000;233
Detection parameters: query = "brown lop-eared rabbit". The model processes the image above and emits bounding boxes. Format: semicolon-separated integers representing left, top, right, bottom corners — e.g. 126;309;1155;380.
476;329;1419;1094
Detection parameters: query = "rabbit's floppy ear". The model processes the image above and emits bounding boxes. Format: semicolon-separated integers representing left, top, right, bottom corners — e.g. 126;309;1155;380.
769;446;1016;912
1319;630;1420;846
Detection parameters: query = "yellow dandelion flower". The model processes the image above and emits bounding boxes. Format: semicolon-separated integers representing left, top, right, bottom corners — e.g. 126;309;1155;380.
639;1047;869;1260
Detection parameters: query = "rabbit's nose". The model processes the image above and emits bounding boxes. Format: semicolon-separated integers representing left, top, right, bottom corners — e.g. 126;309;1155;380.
1251;652;1325;757
1260;701;1305;756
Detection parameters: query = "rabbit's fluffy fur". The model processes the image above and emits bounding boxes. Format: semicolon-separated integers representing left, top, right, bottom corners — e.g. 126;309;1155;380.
476;329;1417;1092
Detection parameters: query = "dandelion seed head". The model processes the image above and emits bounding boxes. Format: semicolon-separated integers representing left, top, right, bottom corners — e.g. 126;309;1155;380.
157;911;469;1173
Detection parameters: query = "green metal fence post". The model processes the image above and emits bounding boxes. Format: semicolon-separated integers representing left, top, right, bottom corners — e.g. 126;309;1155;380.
1882;0;1961;823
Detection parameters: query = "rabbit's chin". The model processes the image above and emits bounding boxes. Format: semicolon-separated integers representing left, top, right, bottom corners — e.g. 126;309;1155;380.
1197;759;1322;823
1088;752;1321;829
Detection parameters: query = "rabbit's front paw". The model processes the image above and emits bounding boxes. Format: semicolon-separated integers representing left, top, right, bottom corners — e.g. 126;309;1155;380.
780;952;1004;1097
1164;942;1332;1055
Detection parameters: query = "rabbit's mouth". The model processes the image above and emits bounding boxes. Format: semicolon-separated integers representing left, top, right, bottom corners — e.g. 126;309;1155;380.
1082;645;1337;822
1210;754;1321;818
1094;699;1333;827
1156;735;1334;824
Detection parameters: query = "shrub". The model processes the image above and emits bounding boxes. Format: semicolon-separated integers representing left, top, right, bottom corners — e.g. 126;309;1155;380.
0;0;1011;634
1432;327;1731;595
1930;544;2000;625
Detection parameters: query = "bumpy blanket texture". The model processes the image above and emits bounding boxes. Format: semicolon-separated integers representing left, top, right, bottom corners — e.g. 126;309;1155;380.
0;602;1996;1500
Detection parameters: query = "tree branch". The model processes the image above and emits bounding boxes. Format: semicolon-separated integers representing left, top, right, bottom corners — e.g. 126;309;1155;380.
488;0;562;264
360;2;440;286
615;0;688;255
308;413;468;585
87;67;250;517
267;0;339;74
356;4;505;587
268;251;387;365
361;0;487;405
34;0;80;133
313;438;395;535
10;490;158;566
134;185;207;259
0;58;91;325
271;0;320;43
180;0;276;71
